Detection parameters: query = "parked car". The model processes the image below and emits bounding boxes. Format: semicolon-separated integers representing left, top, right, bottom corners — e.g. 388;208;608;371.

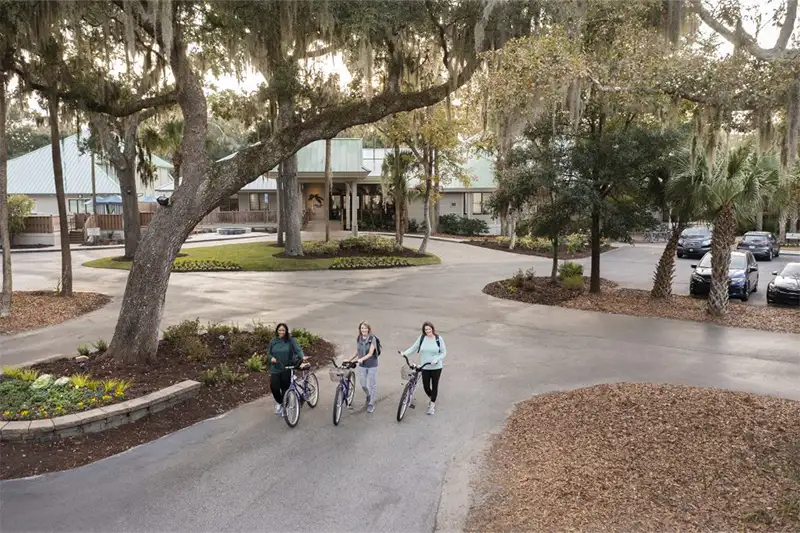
736;231;780;261
689;251;759;301
766;262;800;306
677;227;713;258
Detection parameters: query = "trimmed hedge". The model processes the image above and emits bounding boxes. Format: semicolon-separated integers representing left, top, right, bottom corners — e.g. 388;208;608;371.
172;260;242;272
329;257;412;270
438;214;490;237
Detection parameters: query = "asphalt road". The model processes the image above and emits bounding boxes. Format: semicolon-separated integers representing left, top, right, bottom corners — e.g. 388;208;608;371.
1;239;799;533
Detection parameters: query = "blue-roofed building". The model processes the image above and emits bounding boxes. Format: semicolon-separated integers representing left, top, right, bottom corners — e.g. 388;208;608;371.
7;134;173;215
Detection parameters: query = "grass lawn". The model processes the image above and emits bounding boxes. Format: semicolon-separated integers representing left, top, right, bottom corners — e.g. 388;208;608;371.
83;241;441;272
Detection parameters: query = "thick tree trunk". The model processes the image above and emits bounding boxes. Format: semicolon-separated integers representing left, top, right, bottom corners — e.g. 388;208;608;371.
393;144;404;246
589;207;601;294
48;96;72;297
432;149;440;234
781;78;800;242
778;209;789;243
651;223;685;298
0;74;10;317
791;213;799;234
707;205;735;317
119;165;142;260
281;153;302;255
325;138;332;242
418;157;433;255
550;234;559;281
509;211;518;250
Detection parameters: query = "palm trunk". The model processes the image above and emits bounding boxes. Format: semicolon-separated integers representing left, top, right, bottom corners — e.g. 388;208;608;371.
756;210;764;231
48;96;73;297
550;234;559;281
324;138;332;242
707;204;735;316
651;223;685;298
778;209;789;243
509;211;518;250
418;153;433;255
277;174;285;246
393;145;403;245
589;206;601;293
432;149;440;234
0;74;11;317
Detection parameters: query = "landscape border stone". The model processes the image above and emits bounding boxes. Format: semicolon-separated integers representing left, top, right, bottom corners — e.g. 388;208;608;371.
0;380;201;443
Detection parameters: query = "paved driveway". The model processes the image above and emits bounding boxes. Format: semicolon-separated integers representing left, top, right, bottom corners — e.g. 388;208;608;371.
1;238;799;533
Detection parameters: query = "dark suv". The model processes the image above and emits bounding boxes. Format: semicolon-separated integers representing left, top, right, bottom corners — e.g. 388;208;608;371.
736;231;780;261
677;227;712;258
689;251;759;302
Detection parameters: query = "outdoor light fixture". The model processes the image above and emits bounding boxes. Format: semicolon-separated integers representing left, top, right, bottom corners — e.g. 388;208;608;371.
156;195;172;207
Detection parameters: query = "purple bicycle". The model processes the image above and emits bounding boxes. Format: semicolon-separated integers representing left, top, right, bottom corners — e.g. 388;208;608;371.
396;354;432;422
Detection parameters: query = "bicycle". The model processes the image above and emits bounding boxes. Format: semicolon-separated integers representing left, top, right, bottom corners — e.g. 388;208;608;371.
329;360;358;426
396;354;432;422
281;363;319;428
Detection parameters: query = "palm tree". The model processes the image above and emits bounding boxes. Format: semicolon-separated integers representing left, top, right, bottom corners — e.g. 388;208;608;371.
687;143;778;316
381;146;418;246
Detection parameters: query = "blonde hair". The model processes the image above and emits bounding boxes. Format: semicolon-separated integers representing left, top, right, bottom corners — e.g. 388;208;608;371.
358;321;372;336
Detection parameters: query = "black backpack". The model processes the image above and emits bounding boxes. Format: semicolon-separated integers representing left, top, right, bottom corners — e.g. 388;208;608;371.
417;334;441;353
357;334;382;357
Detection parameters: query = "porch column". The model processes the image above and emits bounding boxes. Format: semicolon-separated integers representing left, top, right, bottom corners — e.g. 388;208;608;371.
344;183;350;231
350;181;358;237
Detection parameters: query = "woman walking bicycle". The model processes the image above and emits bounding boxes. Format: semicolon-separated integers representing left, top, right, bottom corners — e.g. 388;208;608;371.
399;321;447;415
268;323;306;416
350;321;379;413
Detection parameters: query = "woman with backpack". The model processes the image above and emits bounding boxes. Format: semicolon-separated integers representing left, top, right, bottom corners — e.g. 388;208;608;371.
269;323;306;416
399;321;447;415
350;321;379;413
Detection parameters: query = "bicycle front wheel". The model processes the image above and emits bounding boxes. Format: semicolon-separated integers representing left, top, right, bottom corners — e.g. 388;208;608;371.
397;381;413;422
333;383;344;426
346;372;356;406
305;373;319;408
283;389;300;428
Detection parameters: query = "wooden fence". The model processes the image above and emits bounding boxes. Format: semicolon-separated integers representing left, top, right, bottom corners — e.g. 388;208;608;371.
21;215;58;234
199;210;278;226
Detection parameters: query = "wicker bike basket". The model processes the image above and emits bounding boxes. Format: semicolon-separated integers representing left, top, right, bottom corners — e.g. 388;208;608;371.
401;365;417;381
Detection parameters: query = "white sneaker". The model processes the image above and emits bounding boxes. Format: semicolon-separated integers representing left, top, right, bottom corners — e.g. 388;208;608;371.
427;402;435;415
275;403;283;416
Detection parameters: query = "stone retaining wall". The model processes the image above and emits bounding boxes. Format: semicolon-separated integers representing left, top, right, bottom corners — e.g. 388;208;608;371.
0;380;200;443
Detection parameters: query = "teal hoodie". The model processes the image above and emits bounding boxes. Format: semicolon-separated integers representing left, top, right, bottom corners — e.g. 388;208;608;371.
402;334;446;370
268;337;304;374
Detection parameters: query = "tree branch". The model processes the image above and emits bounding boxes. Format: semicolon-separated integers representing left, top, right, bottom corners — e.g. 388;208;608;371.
689;0;798;61
296;45;335;61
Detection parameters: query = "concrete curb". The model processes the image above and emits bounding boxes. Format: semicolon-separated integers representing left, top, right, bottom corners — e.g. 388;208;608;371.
0;380;200;443
8;232;272;254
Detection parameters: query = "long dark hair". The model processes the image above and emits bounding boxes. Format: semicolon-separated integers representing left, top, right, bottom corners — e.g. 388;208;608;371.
275;323;291;342
421;321;436;336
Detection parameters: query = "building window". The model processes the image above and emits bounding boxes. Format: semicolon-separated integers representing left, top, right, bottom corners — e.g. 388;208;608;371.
219;196;239;212
249;193;267;211
68;199;90;214
472;192;487;215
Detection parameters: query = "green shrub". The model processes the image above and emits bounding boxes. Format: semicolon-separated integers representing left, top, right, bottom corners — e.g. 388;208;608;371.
70;373;100;389
303;240;340;256
16;368;40;382
252;321;274;346
218;363;247;384
163;318;202;344
330;257;412;270
339;235;399;254
200;368;219;386
496;236;511;247
171;260;242;272
8;195;35;237
438;214;489;236
230;334;255;359
517;237;553;253
92;339;108;353
245;353;265;372
2;366;25;380
181;336;212;361
562;275;585;291
77;345;91;357
408;218;420;233
206;322;233;338
558;261;584;280
101;378;132;396
565;233;588;253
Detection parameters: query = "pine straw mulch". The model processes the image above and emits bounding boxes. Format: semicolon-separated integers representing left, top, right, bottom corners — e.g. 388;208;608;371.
466;383;800;533
484;278;800;335
0;291;111;336
0;331;335;480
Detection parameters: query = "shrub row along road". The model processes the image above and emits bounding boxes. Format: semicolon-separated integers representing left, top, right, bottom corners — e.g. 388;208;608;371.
1;237;799;532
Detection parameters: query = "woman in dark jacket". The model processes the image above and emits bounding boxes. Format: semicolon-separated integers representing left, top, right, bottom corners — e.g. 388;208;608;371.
268;323;305;416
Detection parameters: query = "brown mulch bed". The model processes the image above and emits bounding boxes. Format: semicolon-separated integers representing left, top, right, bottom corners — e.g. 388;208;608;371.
0;291;111;336
467;383;800;532
484;276;618;306
468;239;613;259
484;279;800;335
0;330;335;480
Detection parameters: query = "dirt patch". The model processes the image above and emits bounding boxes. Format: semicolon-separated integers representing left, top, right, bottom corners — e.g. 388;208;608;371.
485;279;800;335
0;292;111;336
468;239;613;259
466;383;800;532
0;332;335;480
484;276;618;306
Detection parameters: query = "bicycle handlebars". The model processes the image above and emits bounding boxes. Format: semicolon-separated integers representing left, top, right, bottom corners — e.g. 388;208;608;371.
401;354;432;372
332;360;358;370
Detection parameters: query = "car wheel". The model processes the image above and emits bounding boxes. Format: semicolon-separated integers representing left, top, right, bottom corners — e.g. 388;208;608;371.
767;249;773;261
677;252;683;258
741;283;750;302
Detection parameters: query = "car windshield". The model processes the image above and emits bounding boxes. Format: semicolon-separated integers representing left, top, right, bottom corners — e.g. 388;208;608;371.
742;234;768;242
682;229;710;238
698;254;747;270
780;264;800;277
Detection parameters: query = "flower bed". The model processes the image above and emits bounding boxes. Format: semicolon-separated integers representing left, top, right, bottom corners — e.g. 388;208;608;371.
0;320;334;479
330;257;413;270
468;234;613;259
0;370;130;421
171;260;241;272
286;235;421;259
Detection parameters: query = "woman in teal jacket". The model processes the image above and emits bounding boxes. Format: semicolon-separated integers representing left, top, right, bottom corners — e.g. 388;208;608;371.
269;323;305;416
400;321;446;415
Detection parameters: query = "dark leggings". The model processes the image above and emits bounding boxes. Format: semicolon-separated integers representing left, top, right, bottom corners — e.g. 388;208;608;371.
270;371;291;404
421;369;442;402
